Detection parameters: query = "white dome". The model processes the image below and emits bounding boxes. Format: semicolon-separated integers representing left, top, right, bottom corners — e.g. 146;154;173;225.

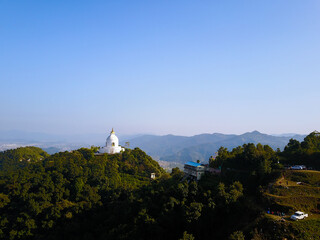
106;129;119;147
98;128;125;154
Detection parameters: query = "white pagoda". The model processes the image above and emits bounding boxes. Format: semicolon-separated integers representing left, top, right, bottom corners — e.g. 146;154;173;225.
99;128;125;154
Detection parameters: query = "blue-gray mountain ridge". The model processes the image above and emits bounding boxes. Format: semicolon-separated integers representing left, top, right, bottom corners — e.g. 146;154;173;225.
124;131;306;163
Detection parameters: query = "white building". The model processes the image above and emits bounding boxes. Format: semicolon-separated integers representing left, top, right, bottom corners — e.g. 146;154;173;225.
99;128;125;154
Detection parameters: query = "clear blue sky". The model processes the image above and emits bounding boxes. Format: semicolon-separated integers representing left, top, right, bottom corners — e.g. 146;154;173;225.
1;0;319;136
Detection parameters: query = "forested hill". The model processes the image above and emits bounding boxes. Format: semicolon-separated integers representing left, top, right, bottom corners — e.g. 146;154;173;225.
0;146;49;174
0;132;319;239
0;147;165;239
126;131;306;163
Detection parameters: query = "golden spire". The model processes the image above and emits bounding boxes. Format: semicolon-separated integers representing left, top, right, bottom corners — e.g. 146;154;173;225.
111;128;115;134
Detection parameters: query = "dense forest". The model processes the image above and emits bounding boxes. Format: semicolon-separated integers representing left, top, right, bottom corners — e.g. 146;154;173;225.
0;131;319;240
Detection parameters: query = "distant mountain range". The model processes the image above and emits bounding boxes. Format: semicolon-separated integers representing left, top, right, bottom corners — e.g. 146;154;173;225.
125;131;306;164
0;130;307;165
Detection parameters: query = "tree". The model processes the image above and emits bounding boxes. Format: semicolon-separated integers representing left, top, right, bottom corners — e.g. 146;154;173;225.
210;147;229;168
301;131;320;152
77;148;94;160
179;231;195;240
185;202;203;222
229;231;245;240
0;193;10;208
284;139;301;153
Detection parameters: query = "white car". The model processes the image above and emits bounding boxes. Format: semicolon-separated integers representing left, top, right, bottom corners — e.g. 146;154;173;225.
291;166;303;170
290;211;308;220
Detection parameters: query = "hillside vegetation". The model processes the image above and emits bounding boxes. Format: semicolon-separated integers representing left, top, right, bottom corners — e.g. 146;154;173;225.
0;147;165;239
250;170;320;240
265;170;320;212
0;147;49;174
0;131;319;240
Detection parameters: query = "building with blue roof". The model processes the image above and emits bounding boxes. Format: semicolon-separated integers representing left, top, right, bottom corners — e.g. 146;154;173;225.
184;161;206;180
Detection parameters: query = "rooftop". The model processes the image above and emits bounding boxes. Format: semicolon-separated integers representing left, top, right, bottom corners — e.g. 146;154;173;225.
185;161;202;167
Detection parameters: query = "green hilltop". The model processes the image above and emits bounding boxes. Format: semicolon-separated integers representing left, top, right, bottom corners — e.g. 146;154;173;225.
0;146;49;174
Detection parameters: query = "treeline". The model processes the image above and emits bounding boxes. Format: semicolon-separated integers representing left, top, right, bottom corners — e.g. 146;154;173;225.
280;131;320;169
210;143;280;189
210;131;320;185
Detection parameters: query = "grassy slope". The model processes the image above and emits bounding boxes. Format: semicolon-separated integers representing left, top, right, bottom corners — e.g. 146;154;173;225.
265;170;320;213
256;170;320;239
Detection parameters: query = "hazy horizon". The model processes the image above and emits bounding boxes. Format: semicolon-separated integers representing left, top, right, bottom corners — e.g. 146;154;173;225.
1;1;319;136
0;128;309;139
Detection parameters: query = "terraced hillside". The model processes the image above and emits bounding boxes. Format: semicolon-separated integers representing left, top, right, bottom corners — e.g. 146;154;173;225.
254;170;320;240
265;170;320;213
